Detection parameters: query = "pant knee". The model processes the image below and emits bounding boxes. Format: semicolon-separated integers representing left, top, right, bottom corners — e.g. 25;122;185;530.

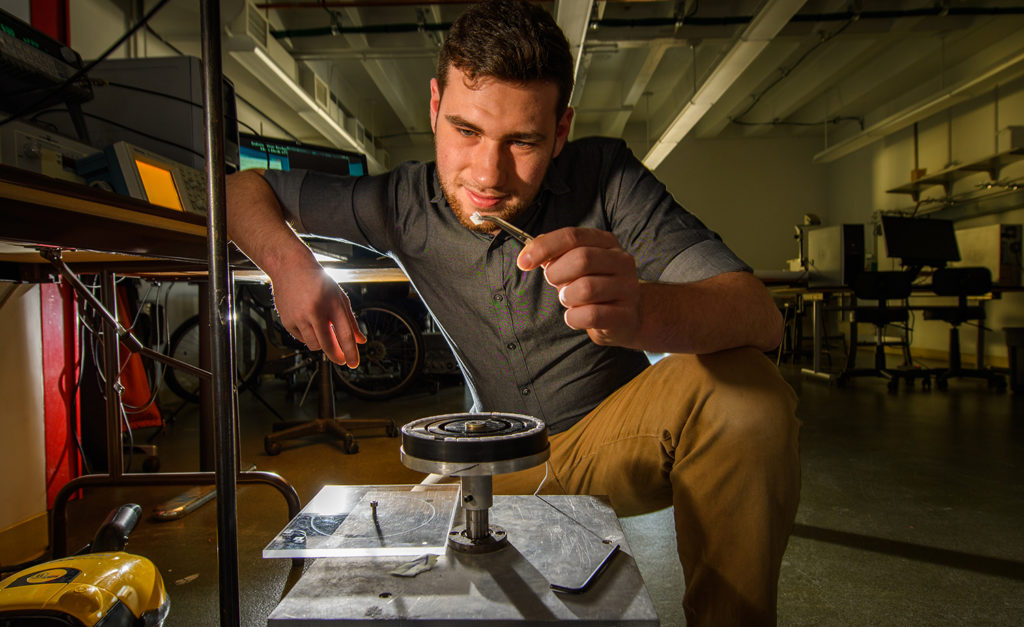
657;348;800;463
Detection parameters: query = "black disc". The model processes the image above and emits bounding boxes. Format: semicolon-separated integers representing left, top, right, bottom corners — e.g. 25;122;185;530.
401;413;547;464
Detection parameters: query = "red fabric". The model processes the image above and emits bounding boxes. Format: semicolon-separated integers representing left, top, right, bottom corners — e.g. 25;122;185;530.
29;0;70;44
40;283;80;509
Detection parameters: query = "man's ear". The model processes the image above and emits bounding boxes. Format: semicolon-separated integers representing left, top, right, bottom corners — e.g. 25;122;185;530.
553;107;574;158
429;78;441;134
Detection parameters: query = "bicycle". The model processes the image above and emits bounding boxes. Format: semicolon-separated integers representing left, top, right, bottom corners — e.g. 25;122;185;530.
164;284;425;403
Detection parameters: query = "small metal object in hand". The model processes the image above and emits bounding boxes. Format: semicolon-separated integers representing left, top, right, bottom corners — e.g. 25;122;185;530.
470;212;534;245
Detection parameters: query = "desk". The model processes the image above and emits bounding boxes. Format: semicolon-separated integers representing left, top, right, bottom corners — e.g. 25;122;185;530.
0;163;300;611
777;283;1015;383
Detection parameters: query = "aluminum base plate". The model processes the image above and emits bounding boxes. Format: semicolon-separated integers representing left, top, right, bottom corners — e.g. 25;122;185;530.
268;495;659;625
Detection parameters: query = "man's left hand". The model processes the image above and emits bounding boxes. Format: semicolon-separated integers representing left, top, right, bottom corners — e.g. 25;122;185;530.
518;227;641;347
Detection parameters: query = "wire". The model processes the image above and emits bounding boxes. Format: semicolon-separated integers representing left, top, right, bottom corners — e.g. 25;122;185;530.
731;18;855;126
731;116;864;129
31;108;206;159
0;0;174;129
144;23;186;57
533;461;549;496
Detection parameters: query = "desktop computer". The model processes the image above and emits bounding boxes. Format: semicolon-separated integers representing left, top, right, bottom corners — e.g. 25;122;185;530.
806;224;865;287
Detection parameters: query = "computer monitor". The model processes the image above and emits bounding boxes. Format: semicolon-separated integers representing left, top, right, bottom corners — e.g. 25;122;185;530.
239;133;367;177
881;216;961;268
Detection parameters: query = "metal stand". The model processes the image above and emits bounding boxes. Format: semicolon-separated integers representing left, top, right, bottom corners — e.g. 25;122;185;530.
400;413;549;553
49;270;301;558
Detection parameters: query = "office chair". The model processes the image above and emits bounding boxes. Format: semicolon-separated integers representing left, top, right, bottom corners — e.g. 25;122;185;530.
922;267;1007;391
838;271;930;392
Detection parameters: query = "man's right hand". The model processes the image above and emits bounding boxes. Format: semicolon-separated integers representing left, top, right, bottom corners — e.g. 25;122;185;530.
225;170;366;368
269;260;366;369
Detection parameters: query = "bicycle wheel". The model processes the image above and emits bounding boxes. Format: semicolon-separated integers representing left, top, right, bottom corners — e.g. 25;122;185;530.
165;314;267;403
334;304;423;400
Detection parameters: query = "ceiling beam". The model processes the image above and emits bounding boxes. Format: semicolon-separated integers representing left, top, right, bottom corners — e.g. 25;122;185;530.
601;42;670;137
814;28;1024;163
340;6;431;134
643;0;809;170
556;0;595;106
690;40;802;138
738;39;877;137
733;13;929;138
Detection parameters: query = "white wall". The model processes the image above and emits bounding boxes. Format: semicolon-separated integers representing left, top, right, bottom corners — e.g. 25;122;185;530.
824;76;1024;362
0;286;46;538
0;0;29;21
654;135;830;271
68;0;130;60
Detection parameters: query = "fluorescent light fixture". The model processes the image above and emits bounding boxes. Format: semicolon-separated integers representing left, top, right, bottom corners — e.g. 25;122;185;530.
643;0;807;169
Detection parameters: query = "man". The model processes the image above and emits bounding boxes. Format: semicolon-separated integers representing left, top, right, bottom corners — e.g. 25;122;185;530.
226;0;800;623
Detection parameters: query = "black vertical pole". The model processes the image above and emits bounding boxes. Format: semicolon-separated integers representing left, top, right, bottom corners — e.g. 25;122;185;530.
100;271;123;478
198;1;240;624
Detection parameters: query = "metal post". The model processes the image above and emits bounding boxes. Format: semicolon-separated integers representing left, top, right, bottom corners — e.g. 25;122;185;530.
199;1;240;624
461;475;493;540
100;271;123;478
319;353;335;419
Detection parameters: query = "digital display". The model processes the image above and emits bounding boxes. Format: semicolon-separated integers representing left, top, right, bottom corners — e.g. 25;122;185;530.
135;158;184;212
239;133;367;177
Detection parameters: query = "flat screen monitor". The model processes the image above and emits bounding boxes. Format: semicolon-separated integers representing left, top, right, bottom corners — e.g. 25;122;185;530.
881;216;961;267
239;133;367;177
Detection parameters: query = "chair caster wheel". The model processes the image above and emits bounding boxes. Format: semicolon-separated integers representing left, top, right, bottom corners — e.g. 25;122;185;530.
344;434;359;454
265;437;282;456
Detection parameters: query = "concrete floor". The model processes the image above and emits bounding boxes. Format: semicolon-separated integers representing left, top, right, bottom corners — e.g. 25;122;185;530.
58;363;1024;626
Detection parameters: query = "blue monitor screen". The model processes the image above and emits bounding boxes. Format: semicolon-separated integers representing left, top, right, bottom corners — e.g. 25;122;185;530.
238;133;366;176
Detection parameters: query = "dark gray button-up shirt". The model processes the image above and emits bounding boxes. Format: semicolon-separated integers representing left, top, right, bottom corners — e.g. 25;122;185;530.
264;137;749;433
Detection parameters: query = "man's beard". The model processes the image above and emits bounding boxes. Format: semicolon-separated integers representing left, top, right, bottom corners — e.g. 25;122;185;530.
440;175;530;234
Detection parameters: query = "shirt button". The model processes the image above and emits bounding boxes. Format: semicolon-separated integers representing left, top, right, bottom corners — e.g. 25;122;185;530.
520;387;530;396
492;293;504;302
506;342;516;350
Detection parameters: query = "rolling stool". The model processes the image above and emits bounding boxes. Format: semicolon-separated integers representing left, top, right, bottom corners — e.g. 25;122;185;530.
264;354;398;455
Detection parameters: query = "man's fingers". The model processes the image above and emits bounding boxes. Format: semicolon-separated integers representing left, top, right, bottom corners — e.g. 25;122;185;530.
543;247;633;288
557;275;627;308
329;314;363;368
310;320;350;367
563;303;633;335
518;227;620;270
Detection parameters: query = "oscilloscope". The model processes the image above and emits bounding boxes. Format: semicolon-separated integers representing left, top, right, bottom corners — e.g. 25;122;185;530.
77;141;207;216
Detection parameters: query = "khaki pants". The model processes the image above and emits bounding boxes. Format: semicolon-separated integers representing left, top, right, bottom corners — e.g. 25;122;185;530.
493;348;801;626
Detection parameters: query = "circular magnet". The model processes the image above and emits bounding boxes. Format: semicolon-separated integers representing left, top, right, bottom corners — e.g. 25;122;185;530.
400;413;548;474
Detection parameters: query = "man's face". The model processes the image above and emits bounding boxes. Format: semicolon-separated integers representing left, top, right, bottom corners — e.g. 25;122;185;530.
430;66;574;234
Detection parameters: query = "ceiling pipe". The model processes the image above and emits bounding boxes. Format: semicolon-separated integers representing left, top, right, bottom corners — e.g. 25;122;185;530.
270;6;1024;40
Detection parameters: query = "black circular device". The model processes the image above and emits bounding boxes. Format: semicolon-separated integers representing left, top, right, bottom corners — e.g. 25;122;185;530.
401;413;547;465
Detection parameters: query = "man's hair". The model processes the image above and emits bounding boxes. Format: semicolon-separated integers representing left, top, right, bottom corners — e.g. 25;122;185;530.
437;0;575;117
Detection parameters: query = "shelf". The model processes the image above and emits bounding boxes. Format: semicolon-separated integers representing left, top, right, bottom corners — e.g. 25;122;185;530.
0;163;209;263
886;147;1024;202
